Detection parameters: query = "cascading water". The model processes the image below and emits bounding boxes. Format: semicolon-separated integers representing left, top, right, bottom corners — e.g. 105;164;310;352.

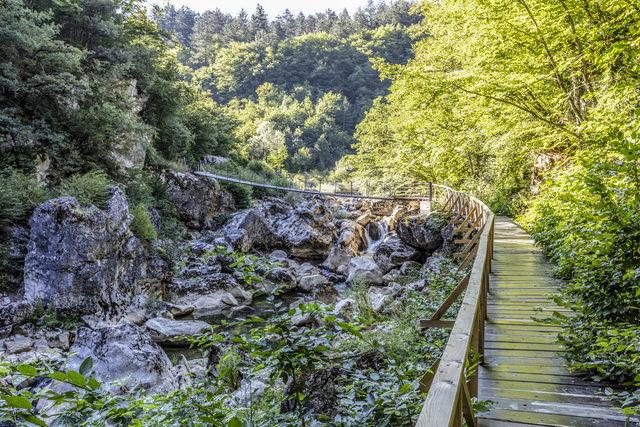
364;220;389;253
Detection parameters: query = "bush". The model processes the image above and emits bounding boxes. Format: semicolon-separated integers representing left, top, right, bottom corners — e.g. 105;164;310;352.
130;204;158;242
222;182;252;209
58;170;112;208
0;169;49;227
520;139;640;414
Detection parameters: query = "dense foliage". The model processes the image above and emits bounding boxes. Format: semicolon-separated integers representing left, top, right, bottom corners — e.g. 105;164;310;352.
152;2;422;172
344;0;640;413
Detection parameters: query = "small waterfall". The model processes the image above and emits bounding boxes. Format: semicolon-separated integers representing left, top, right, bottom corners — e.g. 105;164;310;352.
364;220;389;253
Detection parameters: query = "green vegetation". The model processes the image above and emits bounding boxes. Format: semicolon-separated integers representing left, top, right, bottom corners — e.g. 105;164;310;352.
344;0;640;414
0;251;466;426
152;1;422;173
130;204;158;242
58;171;112;208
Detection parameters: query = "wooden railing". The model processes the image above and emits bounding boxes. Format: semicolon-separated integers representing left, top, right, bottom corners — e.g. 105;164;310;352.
416;185;495;427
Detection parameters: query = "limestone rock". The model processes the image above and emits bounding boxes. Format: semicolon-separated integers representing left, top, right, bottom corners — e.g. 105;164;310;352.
373;235;419;273
346;255;384;285
23;187;169;317
162;171;235;230
4;335;33;354
67;324;177;393
397;212;450;251
219;198;335;259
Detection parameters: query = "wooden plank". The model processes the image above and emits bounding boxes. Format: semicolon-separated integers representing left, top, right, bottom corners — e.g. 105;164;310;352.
478;386;614;406
483;356;568;367
484;334;559;344
483;397;632;422
479;370;601;387
480;363;571;376
484;341;563;351
484;349;565;359
478;408;629;426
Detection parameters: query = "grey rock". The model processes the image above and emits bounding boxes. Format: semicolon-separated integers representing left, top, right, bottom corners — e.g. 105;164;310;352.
346;255;384;285
4;335;33;354
298;274;330;292
144;317;210;344
67;324;176;393
367;285;400;313
219;198;335;259
333;298;356;319
291;313;315;326
266;267;298;290
162;171;235;230
400;260;423;275
164;302;195;318
269;250;289;260
23;188;169;317
169;272;239;298
397;212;450;251
322;220;366;273
46;331;72;351
175;291;241;319
382;269;401;282
407;279;427;292
0;297;34;331
373;235;419;273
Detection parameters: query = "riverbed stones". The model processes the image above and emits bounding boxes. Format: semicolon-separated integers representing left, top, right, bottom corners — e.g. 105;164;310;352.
346;255;384;285
144;317;210;344
67;324;177;393
174;290;245;319
4;334;33;354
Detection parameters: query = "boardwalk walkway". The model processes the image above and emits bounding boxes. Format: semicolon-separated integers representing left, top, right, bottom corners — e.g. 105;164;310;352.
477;217;635;426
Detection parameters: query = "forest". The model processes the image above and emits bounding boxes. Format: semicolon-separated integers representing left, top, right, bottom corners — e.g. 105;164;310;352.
0;0;639;425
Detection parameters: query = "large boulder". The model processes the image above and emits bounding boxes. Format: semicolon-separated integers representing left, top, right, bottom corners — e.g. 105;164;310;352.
23;188;169;317
397;212;450;251
67;324;177;393
219;198;335;259
373;235;419;273
162;171;235;230
346;255;384;285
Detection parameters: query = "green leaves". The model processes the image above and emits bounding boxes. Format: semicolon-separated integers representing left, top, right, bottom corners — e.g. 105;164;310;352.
2;394;32;410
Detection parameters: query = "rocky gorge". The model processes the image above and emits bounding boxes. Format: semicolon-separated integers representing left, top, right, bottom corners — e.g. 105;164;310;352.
0;169;458;423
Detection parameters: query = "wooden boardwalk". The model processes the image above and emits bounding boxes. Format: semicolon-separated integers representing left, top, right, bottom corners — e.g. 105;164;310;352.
477;217;636;426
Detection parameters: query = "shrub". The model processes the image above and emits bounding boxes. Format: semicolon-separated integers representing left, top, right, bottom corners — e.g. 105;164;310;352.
222;182;252;209
58;170;112;208
0;169;48;227
130;203;157;242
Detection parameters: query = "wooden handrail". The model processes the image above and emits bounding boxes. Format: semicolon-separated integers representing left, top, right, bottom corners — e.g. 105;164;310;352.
416;186;495;427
